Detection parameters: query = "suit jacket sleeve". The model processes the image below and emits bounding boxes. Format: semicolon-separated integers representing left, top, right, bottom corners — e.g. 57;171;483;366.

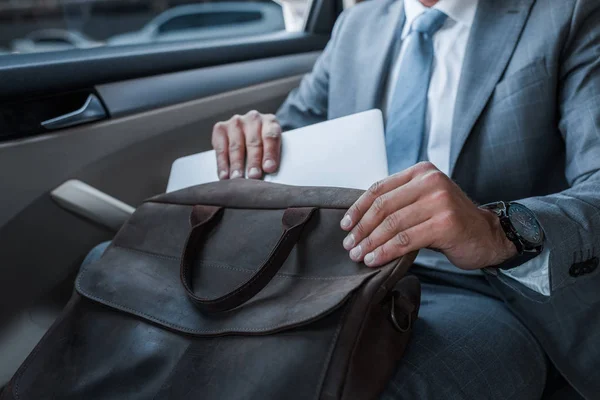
275;12;349;131
516;0;600;294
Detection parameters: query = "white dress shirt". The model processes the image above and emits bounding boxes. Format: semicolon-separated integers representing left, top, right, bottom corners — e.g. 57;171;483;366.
383;0;551;295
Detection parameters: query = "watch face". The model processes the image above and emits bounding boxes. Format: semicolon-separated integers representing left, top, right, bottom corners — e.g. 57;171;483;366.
508;203;543;246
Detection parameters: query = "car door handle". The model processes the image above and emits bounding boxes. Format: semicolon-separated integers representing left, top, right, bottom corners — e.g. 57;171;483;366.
41;94;108;130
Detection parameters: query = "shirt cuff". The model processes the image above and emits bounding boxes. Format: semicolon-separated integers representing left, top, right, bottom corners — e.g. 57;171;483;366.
496;246;551;296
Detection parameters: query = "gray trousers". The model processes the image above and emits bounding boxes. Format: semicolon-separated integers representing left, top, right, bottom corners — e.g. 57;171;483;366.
83;243;548;400
381;267;548;400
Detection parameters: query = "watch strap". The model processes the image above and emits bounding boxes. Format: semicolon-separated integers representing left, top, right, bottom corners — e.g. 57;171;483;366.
498;212;524;254
480;201;543;270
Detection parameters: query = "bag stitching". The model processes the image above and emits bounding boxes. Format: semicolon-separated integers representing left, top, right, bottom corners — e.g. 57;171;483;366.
201;262;373;281
113;244;180;261
189;207;317;307
146;199;354;210
189;224;297;306
112;244;374;281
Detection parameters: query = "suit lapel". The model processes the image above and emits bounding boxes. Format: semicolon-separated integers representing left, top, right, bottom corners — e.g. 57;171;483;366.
357;0;405;111
449;0;536;176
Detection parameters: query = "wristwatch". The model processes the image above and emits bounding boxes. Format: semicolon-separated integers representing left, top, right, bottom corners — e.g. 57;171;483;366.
480;201;545;270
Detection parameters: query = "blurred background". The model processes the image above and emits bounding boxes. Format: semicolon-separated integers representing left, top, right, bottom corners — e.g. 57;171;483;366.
0;0;312;55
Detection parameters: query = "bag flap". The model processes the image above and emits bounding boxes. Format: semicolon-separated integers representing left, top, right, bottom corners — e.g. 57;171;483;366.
76;247;378;336
75;200;390;336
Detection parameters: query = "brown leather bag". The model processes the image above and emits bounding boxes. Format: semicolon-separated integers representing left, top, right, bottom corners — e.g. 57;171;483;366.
3;180;420;400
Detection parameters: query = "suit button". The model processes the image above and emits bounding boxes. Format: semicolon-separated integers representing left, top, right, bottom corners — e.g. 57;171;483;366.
570;257;599;277
582;266;590;274
588;257;599;272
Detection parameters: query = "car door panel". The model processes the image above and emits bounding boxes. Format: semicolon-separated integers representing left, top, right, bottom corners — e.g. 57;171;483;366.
97;51;320;117
0;59;315;317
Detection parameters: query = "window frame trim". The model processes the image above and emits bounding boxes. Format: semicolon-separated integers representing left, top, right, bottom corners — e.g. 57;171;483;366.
0;31;329;101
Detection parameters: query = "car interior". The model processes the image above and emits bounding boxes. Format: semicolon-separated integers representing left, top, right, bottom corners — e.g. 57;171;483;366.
0;0;586;399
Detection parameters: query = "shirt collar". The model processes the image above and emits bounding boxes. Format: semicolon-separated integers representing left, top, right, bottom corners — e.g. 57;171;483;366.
401;0;479;38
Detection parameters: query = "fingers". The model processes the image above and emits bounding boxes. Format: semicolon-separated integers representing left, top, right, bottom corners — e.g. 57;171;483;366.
243;111;264;179
211;122;230;180
340;162;451;267
345;201;432;262
341;162;442;231
212;111;281;180
340;164;427;231
342;179;424;252
363;218;436;267
227;116;246;179
261;114;282;173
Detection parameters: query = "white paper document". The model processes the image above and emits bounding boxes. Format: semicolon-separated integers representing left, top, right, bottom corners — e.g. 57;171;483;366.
166;109;388;193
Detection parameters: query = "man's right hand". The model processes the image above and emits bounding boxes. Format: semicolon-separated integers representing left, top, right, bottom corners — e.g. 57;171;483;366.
211;110;282;180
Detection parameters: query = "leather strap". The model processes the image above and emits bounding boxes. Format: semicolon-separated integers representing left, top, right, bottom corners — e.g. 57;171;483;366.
181;205;317;313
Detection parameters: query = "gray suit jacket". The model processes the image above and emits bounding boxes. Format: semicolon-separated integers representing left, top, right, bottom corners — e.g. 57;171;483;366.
276;0;600;397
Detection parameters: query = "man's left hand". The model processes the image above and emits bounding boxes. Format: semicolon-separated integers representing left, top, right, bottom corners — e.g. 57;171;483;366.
340;162;517;270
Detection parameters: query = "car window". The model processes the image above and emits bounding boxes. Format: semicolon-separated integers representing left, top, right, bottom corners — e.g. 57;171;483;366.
0;0;312;57
35;38;71;45
158;11;264;34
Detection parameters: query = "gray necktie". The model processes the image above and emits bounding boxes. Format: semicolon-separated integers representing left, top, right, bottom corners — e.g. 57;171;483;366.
385;9;448;174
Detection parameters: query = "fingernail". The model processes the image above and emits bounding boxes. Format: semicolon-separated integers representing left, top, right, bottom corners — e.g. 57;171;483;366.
219;170;228;180
364;252;375;266
263;159;276;170
230;170;242;179
350;245;362;261
343;234;355;250
341;215;352;229
248;167;261;178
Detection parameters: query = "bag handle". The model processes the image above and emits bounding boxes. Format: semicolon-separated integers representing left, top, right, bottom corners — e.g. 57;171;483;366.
180;205;317;313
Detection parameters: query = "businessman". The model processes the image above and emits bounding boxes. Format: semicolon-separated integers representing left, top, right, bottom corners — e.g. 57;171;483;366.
211;0;600;398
